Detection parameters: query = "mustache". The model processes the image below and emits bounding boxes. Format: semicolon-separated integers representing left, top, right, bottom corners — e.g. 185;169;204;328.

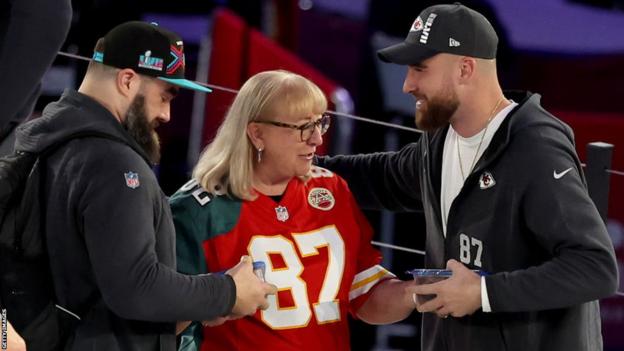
414;92;458;132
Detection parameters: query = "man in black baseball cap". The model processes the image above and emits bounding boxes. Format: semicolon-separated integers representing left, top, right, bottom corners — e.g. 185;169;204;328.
13;21;277;350
81;21;213;163
377;2;502;132
317;3;618;351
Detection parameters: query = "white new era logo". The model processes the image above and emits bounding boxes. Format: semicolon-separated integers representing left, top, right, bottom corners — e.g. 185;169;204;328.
449;38;461;47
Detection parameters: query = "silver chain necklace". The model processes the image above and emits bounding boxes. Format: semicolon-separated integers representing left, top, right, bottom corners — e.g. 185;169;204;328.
457;98;505;181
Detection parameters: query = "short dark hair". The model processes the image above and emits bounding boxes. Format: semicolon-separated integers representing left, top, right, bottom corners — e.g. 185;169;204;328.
86;38;118;76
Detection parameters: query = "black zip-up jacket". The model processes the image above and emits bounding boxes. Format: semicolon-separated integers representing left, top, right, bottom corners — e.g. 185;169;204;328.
318;92;618;351
15;90;236;351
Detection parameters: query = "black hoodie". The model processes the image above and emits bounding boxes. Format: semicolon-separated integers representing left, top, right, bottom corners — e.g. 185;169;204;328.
15;90;235;350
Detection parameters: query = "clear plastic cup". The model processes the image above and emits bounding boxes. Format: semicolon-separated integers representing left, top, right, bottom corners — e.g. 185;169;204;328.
252;261;266;282
408;269;452;304
407;269;488;305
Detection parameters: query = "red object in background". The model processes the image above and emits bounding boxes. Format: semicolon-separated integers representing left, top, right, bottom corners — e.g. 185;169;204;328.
201;9;246;146
556;110;624;350
201;9;341;155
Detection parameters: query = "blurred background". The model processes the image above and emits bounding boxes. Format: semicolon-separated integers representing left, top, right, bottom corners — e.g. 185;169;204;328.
36;0;624;349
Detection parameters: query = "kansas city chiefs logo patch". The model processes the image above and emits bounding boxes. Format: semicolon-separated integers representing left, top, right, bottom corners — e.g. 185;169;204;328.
411;16;424;32
479;171;496;190
308;187;335;211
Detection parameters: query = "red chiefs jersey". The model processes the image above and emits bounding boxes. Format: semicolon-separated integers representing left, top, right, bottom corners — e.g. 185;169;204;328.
171;166;394;351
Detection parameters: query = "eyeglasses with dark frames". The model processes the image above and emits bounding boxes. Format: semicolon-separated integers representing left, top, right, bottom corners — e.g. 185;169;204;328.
254;113;331;142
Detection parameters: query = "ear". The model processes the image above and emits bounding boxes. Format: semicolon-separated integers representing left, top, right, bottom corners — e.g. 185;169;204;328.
246;122;264;150
458;57;477;83
116;68;141;99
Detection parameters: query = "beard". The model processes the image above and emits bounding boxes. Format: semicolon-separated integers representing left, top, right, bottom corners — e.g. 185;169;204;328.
414;84;460;132
122;94;161;164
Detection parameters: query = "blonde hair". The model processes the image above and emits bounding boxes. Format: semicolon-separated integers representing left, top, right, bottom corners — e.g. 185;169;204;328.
193;70;327;200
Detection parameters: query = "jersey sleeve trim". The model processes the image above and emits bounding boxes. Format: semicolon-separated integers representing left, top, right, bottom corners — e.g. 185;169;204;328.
349;265;395;301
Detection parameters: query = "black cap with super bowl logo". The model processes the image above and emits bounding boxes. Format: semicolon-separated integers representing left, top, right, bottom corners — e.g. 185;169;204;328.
92;21;211;93
377;2;498;65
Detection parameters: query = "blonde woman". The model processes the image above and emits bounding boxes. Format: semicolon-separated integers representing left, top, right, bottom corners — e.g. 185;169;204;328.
171;70;417;351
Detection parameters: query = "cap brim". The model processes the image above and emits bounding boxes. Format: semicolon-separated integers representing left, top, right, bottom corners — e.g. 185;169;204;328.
377;41;440;65
158;77;212;93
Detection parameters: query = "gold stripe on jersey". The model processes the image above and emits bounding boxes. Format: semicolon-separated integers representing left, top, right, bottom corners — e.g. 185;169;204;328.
349;265;395;301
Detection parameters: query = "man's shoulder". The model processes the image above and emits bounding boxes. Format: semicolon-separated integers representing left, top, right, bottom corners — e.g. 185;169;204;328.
508;93;572;138
72;136;143;162
56;138;155;193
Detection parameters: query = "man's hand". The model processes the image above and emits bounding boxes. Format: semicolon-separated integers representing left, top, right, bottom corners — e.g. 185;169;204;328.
226;256;277;316
408;259;482;318
177;316;236;335
201;316;230;327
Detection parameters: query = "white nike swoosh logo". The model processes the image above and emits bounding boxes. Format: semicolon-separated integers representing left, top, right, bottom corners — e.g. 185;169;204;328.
553;167;573;179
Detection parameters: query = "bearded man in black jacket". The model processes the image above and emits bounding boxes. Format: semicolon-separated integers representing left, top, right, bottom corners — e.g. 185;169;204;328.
317;3;618;351
14;21;276;350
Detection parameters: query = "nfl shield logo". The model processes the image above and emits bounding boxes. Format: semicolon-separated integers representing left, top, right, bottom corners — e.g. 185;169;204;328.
124;172;140;189
275;206;289;222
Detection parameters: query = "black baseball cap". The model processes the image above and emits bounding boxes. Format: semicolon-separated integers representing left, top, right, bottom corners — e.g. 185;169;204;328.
377;3;498;65
92;21;211;93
